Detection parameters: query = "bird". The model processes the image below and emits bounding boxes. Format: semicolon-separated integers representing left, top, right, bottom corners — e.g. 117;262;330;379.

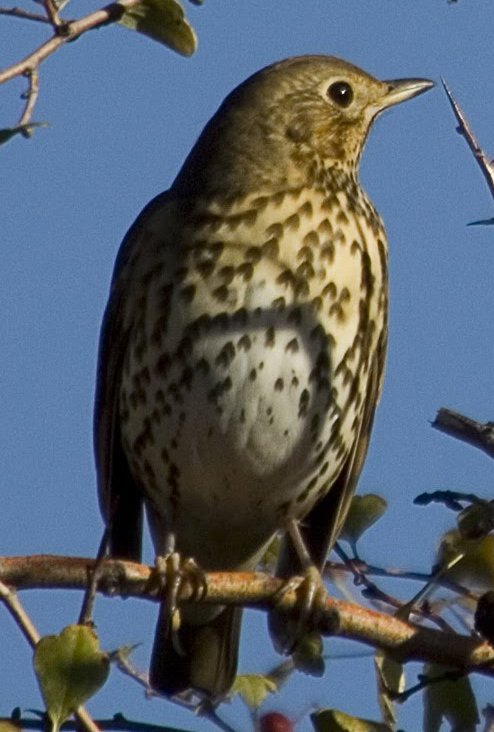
94;55;433;701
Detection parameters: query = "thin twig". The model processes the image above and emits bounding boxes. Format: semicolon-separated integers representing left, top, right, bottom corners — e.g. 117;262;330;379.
0;715;190;732
442;78;494;202
17;67;40;133
110;647;150;690
0;0;142;85
42;0;63;28
332;545;455;633
0;579;40;645
0;6;51;22
433;407;494;459
79;529;110;625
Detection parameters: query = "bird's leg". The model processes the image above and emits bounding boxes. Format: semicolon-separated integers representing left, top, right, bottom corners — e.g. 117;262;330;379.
271;518;328;660
151;536;207;654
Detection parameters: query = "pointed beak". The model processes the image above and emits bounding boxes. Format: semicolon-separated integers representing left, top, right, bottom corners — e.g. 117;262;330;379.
381;77;435;109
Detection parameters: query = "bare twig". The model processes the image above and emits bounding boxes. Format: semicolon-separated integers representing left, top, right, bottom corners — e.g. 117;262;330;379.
1;554;494;678
0;0;142;129
42;0;63;28
0;6;52;23
110;646;150;690
0;579;40;645
332;545;455;633
433;407;494;459
0;715;190;732
79;529;110;625
17;67;40;134
442;78;494;212
0;0;141;86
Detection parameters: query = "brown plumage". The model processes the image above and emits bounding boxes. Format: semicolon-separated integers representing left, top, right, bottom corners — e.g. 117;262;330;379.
94;55;433;700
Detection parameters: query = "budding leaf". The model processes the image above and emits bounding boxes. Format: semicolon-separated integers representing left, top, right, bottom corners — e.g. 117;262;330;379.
232;673;278;710
118;0;197;56
33;624;110;732
423;663;479;732
340;494;387;550
311;708;392;731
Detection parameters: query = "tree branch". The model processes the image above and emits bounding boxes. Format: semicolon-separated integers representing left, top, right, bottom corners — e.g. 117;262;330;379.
442;79;494;224
0;0;142;87
432;407;494;459
0;6;52;23
1;554;493;678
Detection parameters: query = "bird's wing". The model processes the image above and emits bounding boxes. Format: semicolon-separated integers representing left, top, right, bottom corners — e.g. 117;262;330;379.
94;191;171;560
276;328;387;576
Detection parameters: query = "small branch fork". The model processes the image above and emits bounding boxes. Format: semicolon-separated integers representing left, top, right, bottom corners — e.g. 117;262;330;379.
1;554;494;678
0;0;143;130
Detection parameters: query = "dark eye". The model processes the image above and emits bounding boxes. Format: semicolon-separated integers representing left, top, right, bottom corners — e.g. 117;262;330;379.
327;81;354;108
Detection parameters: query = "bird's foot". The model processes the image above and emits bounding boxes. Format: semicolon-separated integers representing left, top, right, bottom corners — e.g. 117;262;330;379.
150;553;207;653
269;518;328;674
271;565;327;655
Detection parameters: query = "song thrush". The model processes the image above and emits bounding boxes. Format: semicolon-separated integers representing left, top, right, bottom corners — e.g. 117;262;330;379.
94;55;433;700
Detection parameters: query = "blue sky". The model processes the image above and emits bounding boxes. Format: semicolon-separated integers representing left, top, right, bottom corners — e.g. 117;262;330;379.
1;1;494;729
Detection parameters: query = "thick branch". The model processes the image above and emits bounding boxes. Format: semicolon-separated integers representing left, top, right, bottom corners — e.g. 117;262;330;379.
1;554;494;677
433;408;494;459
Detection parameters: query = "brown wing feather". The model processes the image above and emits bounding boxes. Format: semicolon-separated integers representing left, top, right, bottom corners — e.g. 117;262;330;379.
94;192;171;561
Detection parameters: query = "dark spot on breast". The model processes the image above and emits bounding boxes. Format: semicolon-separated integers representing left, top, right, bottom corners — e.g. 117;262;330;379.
298;388;310;417
238;334;252;351
238;262;254;281
180;284;196;302
155;352;171;377
265;326;275;347
213;284;229;302
272;296;286;310
262;238;279;258
246;246;262;262
215;341;236;368
286;338;299;354
197;260;215;278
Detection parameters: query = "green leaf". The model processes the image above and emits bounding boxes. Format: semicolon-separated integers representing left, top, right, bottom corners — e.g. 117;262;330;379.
340;494;387;550
423;663;479;732
292;631;325;677
374;651;404;728
118;0;197;56
33;625;110;732
311;708;392;732
231;673;278;710
436;529;494;590
0;123;47;146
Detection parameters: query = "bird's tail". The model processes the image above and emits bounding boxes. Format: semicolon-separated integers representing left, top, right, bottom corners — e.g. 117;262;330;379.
149;604;242;699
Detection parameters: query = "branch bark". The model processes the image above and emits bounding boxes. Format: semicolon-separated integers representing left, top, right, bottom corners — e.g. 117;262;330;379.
433;407;494;459
1;554;493;678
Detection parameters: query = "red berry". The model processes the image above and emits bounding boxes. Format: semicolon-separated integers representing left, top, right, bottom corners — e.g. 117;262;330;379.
259;712;294;732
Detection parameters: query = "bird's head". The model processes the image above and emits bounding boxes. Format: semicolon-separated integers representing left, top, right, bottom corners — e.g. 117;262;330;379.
173;55;433;197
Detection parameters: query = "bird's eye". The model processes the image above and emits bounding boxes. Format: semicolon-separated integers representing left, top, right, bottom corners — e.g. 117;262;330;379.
327;81;354;108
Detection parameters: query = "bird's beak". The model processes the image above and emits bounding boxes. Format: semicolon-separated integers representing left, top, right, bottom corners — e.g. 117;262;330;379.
381;78;435;109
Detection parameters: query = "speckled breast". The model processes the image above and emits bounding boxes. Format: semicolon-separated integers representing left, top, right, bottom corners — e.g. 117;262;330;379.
119;178;387;569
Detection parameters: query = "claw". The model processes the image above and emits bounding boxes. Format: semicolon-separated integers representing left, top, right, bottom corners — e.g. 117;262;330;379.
272;565;327;655
151;553;208;655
